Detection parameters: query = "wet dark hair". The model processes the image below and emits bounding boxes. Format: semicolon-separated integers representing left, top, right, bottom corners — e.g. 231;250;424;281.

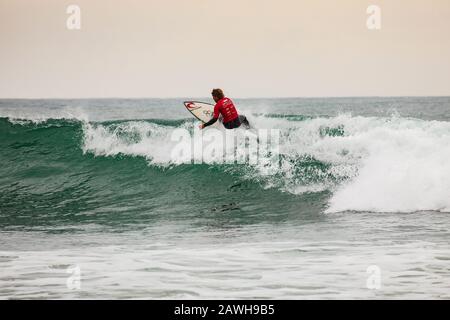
211;88;224;99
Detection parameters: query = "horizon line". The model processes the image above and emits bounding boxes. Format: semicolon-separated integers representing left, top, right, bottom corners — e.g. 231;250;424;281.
1;94;450;100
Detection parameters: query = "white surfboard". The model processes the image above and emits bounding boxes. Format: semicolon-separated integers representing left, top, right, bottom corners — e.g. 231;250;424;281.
184;101;215;123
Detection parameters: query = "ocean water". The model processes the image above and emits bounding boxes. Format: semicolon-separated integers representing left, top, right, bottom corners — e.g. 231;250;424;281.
0;97;449;299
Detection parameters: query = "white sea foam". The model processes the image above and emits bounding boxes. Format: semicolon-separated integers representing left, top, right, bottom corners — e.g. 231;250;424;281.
325;119;450;213
82;121;187;164
80;112;450;213
81;120;268;166
7;104;448;214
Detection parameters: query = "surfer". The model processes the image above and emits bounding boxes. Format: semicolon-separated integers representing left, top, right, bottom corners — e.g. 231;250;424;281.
199;89;250;130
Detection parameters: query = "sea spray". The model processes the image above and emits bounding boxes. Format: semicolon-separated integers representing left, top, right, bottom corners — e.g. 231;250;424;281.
2;105;449;213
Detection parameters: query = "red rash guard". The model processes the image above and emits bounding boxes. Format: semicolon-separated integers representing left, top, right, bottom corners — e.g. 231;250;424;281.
213;97;239;123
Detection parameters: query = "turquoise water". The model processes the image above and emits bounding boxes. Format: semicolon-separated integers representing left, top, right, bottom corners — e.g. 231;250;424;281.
0;97;449;299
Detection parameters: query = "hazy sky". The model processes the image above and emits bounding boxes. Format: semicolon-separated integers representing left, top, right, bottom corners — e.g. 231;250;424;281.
1;0;450;98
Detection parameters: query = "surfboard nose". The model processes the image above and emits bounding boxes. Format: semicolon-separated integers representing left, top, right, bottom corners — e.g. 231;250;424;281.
183;101;215;123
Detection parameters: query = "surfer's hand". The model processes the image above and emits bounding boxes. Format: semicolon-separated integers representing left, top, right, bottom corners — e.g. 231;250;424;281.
199;124;204;129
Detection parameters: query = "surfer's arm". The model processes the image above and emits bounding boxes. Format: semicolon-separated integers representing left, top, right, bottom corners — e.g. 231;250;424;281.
201;117;218;129
200;103;220;129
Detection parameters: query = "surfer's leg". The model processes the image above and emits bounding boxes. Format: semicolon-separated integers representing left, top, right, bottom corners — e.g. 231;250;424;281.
238;115;251;129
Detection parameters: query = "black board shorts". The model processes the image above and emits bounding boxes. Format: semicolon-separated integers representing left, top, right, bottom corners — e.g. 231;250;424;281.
223;115;251;130
223;117;241;129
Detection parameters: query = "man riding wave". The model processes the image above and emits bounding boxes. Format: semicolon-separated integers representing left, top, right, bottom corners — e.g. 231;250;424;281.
199;88;250;130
